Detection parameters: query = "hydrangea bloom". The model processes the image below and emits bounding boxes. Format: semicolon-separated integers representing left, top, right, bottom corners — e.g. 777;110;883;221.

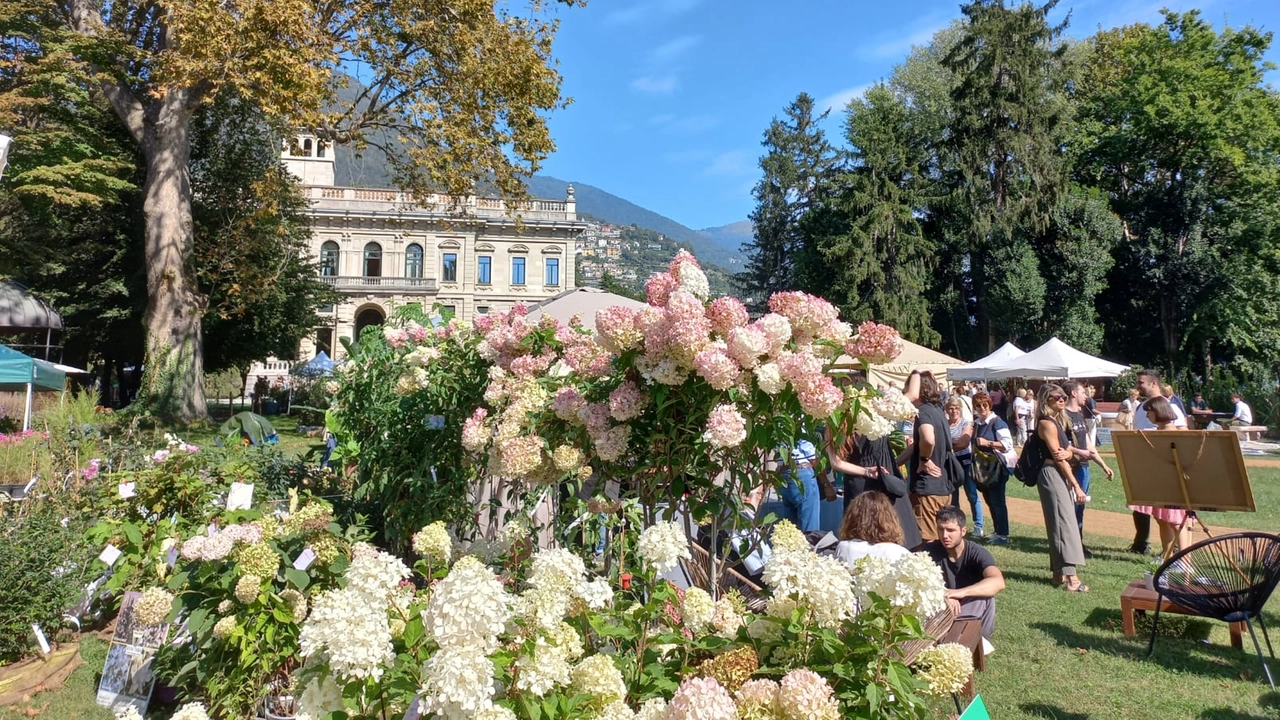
594;425;632;462
752;313;792;353
681;587;714;633
693;347;741;390
636;521;691;575
771;520;808;553
849;553;947;619
726;326;768;369
754;362;784;395
706;296;749;336
514;630;577;696
854;410;895;441
710;597;744;638
233;541;279;578
212;615;237;640
915;643;974;698
422;560;513;654
115;707;144;720
702;403;747;448
777;669;840;720
761;547;858;629
634;698;668;720
461;408;491;451
412;522;453;564
280;588;308;622
134;587;173;626
645;272;678;307
676;261;710;300
169;702;211;720
552;444;586;473
845;321;903;365
665;677;737;720
299;588;394;680
297;674;344;720
735;679;779;720
234;574;261;604
418;645;497;719
571;654;627;704
346;542;412;605
868;387;919;421
608;381;648;421
596;306;644;353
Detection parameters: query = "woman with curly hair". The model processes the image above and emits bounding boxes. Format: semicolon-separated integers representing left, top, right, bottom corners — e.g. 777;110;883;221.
835;491;910;569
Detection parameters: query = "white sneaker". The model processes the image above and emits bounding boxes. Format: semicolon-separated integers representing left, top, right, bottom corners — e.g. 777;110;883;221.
982;637;995;656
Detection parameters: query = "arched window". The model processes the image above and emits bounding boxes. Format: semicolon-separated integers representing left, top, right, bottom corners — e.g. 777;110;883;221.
320;241;339;276
316;141;326;158
302;138;313;157
405;243;424;279
363;242;382;278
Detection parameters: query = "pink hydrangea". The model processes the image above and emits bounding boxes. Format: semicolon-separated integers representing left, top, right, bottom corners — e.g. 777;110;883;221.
509;352;556;378
593;424;632;462
499;435;544;477
180;536;207;561
706;297;749;337
82;458;101;481
703;404;748;449
461;408;491;451
666;317;713;365
768;291;840;340
645;272;678;307
668;248;702;275
777;351;824;386
845;321;903;365
383;326;409;349
726;326;768;369
666;290;705;321
577;402;612;436
797;376;844;419
553;387;586;422
407;322;428;342
608;381;647;422
751;313;792;354
777;669;839;720
596;306;643;353
473;314;495;334
666;677;737;720
693;347;741;391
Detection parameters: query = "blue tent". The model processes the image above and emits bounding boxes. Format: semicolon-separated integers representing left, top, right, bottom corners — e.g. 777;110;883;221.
290;351;334;378
0;343;66;430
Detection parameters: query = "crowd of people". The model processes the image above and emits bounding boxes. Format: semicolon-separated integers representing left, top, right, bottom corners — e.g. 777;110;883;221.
759;365;1238;640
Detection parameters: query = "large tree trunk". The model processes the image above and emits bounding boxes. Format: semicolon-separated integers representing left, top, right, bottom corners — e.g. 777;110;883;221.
139;90;208;423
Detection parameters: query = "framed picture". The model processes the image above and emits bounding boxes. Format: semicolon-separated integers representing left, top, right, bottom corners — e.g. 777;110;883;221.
1112;430;1254;512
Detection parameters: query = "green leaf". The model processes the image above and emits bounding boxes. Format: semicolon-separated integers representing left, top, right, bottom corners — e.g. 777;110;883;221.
284;568;310;590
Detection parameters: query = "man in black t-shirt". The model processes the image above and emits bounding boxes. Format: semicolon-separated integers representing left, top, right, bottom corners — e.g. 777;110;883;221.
920;505;1005;639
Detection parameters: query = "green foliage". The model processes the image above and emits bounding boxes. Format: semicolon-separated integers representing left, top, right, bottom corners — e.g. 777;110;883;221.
0;498;96;663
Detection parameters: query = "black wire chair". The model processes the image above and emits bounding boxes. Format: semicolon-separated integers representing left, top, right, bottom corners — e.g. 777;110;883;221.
1146;532;1280;689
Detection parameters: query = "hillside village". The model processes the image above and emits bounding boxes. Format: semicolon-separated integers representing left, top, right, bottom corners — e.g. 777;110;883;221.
575;217;733;297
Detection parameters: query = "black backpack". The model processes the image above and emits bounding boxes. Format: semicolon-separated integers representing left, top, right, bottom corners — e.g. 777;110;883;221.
1013;434;1043;487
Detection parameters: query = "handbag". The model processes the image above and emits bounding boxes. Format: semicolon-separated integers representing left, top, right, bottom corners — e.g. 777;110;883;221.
972;450;1007;490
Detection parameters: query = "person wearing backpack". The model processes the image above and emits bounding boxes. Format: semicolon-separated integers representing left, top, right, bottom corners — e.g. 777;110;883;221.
1028;384;1091;593
971;392;1014;545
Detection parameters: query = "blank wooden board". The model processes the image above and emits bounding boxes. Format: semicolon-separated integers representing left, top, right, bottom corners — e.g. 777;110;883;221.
1111;430;1255;513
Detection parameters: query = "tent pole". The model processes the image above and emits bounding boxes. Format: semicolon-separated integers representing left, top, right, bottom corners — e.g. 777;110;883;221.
23;382;33;431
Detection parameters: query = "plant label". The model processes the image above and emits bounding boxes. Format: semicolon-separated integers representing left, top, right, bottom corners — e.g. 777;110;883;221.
31;624;50;654
425;414;445;430
118;482;136;499
402;695;422;720
207;523;217;536
99;544;122;567
293;548;317;571
166;547;178;567
23;477;37;494
227;482;254;511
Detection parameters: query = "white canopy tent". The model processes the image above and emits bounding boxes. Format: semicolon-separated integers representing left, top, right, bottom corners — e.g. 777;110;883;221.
984;337;1128;380
524;287;647;333
948;342;1026;381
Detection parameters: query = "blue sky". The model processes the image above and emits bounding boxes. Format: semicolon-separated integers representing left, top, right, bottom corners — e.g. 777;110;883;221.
537;0;1280;230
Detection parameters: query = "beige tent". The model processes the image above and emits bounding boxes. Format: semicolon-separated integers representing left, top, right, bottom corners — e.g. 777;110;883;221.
524;287;647;333
832;339;965;389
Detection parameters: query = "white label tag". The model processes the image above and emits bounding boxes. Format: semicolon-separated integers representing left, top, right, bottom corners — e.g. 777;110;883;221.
227;482;254;511
23;477;37;494
166;547;178;567
207;523;218;536
293;548;317;570
118;482;136;499
32;624;50;654
98;544;122;567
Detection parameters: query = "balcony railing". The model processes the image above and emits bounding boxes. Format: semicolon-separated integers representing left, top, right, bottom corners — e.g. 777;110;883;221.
304;186;577;222
320;276;438;292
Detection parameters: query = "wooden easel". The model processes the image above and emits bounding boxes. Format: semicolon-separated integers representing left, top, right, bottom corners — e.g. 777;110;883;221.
1165;442;1212;561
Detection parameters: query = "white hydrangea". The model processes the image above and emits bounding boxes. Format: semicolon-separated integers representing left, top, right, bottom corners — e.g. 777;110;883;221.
635;698;668;720
234;574;261;604
571;654;627;704
754;362;784;395
770;520;808;554
529;548;588;590
854;409;895;441
761;546;857;629
418;645;497;720
636;521;691;575
169;702;210;720
422;560;513;654
578;579;615;610
473;706;518;720
115;707;144;720
134;587;173;626
915;643;974;698
345;542;411;606
513;622;583;697
297;674;344;720
596;699;637;720
710;598;743;638
676;262;710;300
681;587;714;634
868;387;919;422
299;588;395;680
412;522;453;564
850;553;947;620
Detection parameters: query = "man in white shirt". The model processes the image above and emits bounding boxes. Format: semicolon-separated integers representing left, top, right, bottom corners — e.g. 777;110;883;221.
1012;389;1032;446
1130;369;1186;554
1230;393;1254;426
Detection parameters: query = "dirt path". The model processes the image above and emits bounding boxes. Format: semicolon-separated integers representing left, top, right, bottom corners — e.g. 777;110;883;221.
1005;497;1249;541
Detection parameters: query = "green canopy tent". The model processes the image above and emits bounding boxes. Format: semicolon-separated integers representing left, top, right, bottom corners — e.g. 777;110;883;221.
0;343;66;430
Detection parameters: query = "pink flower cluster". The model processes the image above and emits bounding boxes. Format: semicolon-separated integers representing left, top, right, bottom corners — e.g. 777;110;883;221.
845;321;903;365
703;403;748;449
607;382;647;422
595;306;644;354
768;292;846;344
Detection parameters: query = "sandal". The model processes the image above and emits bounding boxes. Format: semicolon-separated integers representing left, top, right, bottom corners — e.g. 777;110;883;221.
1064;582;1090;593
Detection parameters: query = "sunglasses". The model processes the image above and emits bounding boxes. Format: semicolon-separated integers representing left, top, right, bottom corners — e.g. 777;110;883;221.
1048;394;1067;402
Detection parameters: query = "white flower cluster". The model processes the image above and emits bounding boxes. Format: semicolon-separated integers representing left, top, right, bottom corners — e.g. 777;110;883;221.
761;544;857;629
517;549;614;631
299;587;395;680
422;560;513;654
169;702;210;720
296;674;344;720
234;574;261;604
853;408;895;441
115;707;144;720
570;654;627;705
345;542;411;605
513;622;583;697
770;520;808;553
915;642;974;698
681;587;715;634
418;646;498;719
848;552;947;619
134;587;174;626
636;521;691;575
412;521;453;564
868;387;919;422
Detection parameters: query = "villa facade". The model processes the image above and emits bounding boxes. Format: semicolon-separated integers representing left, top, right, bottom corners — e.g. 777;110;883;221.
282;134;585;360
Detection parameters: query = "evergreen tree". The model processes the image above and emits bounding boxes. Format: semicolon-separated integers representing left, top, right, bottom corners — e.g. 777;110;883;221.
942;0;1072;351
737;93;835;311
812;84;939;345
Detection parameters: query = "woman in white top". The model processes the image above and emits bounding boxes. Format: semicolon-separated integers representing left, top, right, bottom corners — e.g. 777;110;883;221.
835;491;910;569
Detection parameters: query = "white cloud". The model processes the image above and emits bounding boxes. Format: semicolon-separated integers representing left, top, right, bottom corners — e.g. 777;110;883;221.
858;16;952;60
817;83;874;115
631;75;678;95
651;35;702;62
702;150;754;178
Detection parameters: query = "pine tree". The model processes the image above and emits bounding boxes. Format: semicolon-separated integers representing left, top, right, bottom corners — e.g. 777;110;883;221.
737;93;835;311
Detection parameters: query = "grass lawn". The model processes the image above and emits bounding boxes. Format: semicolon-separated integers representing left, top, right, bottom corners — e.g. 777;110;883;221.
977;521;1280;719
1008;458;1280;534
176;412;322;461
0;636;113;720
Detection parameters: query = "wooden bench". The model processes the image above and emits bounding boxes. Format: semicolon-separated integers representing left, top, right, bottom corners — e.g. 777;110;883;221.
938;618;985;699
1120;579;1244;649
1231;425;1269;441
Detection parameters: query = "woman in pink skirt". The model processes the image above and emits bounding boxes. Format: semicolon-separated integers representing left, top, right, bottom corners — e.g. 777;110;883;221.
1127;396;1193;556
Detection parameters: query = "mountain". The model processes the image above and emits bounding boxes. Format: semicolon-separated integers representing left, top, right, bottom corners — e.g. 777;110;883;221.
697;220;754;264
